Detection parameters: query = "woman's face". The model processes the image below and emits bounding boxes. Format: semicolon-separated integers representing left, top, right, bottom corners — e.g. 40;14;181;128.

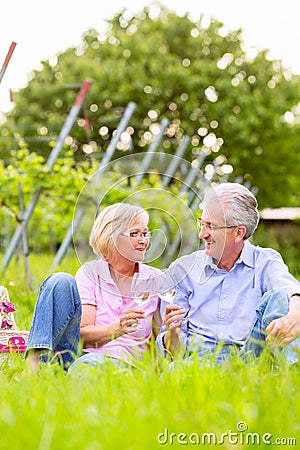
114;220;150;264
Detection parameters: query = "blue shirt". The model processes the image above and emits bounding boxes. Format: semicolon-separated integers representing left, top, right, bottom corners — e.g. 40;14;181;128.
156;240;300;355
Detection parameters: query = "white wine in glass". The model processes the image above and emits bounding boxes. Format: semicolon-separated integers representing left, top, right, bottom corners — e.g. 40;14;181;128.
159;289;177;304
130;273;152;329
159;285;187;325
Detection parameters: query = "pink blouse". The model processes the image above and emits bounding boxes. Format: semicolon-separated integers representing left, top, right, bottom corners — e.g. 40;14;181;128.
75;258;161;365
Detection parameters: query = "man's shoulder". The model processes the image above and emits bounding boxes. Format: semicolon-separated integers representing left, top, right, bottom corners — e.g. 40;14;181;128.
170;250;207;271
245;242;284;269
250;242;282;260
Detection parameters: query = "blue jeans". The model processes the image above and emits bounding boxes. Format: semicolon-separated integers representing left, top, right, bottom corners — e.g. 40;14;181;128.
68;352;135;374
26;273;135;373
241;289;300;364
26;272;82;371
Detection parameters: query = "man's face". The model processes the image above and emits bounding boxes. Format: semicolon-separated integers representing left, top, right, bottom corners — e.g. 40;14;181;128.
198;201;237;263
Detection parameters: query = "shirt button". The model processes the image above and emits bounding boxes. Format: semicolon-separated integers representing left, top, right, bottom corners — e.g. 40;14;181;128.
223;294;227;298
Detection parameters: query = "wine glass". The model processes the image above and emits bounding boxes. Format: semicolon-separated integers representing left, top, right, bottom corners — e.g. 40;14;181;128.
157;270;188;325
155;269;177;303
130;273;152;329
158;288;177;304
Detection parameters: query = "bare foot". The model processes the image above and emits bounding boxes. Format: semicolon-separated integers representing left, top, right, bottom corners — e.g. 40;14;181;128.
25;349;41;374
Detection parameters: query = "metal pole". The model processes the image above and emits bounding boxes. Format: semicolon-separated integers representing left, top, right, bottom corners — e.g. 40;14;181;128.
145;136;191;261
162;135;190;188
147;151;206;263
94;102;136;182
47;79;93;170
0;41;17;84
1;79;93;272
162;161;220;265
17;182;29;277
135;118;169;186
178;151;206;195
51;102;137;270
50;207;85;271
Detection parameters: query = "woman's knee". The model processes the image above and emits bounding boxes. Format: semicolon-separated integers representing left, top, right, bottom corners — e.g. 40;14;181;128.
41;272;76;292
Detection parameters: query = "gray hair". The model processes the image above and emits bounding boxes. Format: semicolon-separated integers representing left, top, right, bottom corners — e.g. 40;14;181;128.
203;183;259;239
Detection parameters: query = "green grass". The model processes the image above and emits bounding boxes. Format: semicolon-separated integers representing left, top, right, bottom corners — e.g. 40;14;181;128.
0;255;299;449
0;354;299;449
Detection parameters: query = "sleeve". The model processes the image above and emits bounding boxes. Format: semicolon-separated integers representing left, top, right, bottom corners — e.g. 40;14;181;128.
75;264;97;306
262;249;300;298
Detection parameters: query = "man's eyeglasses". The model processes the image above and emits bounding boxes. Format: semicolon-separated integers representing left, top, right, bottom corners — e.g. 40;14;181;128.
120;231;152;239
197;218;239;231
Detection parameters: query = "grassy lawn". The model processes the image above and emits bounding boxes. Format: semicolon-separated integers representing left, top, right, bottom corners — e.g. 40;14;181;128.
0;255;299;449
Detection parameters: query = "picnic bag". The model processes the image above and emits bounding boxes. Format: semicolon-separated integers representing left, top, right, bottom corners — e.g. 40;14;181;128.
0;285;29;363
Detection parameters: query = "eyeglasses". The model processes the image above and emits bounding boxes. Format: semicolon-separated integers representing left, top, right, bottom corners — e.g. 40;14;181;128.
197;218;239;231
120;231;152;239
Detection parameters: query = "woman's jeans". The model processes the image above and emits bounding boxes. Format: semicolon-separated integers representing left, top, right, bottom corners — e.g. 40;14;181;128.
26;273;133;372
26;272;82;371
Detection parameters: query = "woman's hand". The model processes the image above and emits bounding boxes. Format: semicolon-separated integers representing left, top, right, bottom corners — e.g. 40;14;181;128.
80;305;145;347
119;308;145;334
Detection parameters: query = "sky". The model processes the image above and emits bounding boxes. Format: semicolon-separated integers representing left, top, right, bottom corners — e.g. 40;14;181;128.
1;0;299;114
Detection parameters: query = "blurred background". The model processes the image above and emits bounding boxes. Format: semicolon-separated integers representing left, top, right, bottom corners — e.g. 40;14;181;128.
0;1;299;279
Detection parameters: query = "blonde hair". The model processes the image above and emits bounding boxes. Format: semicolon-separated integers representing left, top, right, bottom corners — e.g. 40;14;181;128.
89;203;149;260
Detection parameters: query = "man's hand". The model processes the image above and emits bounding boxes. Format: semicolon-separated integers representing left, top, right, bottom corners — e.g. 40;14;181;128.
266;295;300;346
163;304;186;355
164;304;186;331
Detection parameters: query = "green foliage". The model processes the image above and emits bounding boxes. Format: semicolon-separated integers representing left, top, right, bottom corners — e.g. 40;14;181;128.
253;222;300;278
0;5;299;208
1;141;197;256
0;143;97;252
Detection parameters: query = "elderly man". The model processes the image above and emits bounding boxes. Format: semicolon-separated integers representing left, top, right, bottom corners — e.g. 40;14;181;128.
157;183;300;365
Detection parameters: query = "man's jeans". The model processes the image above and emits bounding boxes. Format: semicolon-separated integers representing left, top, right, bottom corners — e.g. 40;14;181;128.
26;272;82;370
241;289;300;364
179;290;300;368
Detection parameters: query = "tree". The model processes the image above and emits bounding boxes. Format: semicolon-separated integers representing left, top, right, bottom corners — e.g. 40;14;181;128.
1;4;299;207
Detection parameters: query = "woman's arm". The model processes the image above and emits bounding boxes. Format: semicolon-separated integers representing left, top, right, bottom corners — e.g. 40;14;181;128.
80;304;145;348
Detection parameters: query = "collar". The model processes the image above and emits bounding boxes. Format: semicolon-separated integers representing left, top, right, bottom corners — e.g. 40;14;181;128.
235;240;256;268
204;240;256;272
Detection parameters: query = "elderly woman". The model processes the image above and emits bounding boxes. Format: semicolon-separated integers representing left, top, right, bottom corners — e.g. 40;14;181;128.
26;203;161;372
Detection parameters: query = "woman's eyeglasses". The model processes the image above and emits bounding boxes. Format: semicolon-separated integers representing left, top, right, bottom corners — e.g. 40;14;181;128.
120;231;152;239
